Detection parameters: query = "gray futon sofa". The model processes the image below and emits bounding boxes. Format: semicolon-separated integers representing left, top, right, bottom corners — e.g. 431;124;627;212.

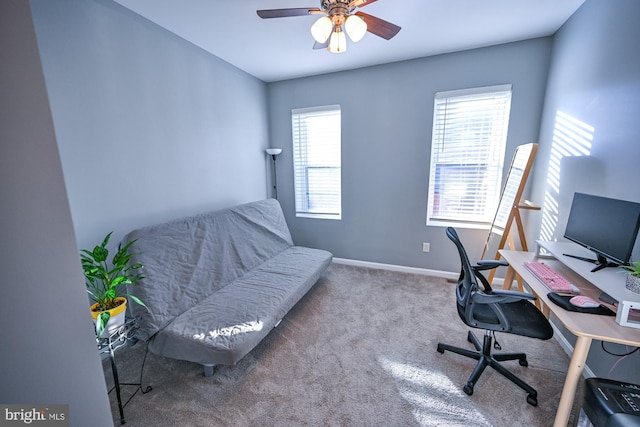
122;199;332;376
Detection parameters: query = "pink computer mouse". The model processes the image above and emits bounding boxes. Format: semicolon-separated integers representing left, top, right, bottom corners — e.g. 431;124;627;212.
569;296;600;309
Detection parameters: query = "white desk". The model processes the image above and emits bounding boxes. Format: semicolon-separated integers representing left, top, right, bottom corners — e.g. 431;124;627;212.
536;240;640;305
500;242;640;427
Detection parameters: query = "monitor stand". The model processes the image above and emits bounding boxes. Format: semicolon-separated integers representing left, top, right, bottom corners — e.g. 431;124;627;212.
562;253;620;272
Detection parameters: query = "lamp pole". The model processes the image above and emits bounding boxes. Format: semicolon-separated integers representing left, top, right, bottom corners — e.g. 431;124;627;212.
265;148;282;199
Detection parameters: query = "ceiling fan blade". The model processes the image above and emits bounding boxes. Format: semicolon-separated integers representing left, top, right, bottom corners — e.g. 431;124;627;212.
355;11;401;40
348;0;378;8
313;39;330;50
257;8;322;19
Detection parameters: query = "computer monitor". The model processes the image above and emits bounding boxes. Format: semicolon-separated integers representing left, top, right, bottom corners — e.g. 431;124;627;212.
563;192;640;272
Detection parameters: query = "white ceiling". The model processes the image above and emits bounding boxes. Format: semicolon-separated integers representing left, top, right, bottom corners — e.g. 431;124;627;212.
114;0;585;83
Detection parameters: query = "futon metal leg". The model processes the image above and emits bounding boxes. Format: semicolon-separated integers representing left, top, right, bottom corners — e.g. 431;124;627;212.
203;364;216;377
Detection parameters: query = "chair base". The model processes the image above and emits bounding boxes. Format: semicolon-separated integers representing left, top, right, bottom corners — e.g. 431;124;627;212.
437;330;538;406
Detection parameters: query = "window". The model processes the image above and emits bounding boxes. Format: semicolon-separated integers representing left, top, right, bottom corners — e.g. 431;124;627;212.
292;105;342;219
427;85;512;228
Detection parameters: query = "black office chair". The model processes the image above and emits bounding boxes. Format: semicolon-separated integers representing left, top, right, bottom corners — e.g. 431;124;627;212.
437;227;553;406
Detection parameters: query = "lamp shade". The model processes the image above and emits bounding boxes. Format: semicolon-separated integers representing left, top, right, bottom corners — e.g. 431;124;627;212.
345;15;367;42
328;28;347;53
311;16;333;43
266;148;282;156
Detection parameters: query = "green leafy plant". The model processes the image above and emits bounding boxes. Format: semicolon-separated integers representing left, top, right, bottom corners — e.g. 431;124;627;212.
621;260;640;277
81;232;146;337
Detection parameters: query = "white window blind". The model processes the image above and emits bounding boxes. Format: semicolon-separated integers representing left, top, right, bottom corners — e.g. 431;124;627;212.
427;85;512;227
292;105;342;219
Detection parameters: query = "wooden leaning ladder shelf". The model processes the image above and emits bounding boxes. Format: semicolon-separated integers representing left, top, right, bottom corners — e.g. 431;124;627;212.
481;143;540;289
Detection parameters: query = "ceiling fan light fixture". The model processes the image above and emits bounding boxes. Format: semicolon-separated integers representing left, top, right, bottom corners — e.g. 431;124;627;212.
311;16;333;43
258;2;402;54
328;27;347;53
345;15;367;42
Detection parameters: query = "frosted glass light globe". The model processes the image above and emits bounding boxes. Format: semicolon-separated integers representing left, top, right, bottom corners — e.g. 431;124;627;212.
345;15;367;42
311;16;333;43
328;29;347;53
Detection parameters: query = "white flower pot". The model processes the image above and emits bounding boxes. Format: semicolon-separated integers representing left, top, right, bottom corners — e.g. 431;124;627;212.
90;297;127;337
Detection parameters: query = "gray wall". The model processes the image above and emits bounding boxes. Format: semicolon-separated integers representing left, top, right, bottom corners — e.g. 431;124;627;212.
0;0;269;424
529;0;640;382
30;0;270;252
0;1;112;425
9;0;639;418
268;38;552;273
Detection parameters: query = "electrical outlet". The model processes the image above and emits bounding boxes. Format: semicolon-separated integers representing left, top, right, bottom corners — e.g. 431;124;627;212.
422;242;430;253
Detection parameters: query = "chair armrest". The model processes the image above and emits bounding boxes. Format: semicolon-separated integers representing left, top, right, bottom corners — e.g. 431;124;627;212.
492;289;536;301
468;290;538;332
472;289;536;305
475;260;509;271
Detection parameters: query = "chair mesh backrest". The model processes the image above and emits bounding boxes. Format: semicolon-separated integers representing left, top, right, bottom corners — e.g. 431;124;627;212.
445;227;481;323
445;227;553;339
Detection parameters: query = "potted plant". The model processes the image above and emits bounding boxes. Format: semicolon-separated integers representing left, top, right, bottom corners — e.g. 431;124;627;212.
621;260;640;294
81;232;147;337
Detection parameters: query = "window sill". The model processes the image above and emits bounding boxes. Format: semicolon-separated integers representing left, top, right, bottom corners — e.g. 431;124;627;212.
427;219;491;230
296;212;342;220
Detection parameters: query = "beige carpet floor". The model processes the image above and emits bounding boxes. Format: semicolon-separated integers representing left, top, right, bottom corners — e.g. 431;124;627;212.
104;263;576;426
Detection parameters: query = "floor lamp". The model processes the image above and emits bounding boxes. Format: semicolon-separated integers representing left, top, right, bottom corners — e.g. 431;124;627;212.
266;148;282;199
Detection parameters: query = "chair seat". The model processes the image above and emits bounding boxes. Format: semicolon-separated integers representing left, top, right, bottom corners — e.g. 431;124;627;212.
458;299;553;340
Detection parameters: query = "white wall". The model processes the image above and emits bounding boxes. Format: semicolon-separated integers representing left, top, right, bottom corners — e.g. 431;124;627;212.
0;1;112;425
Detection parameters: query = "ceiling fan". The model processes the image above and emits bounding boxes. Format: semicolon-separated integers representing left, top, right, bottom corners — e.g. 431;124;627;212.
257;0;401;53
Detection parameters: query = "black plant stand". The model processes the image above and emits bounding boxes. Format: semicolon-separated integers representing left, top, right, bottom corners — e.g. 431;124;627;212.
97;319;151;425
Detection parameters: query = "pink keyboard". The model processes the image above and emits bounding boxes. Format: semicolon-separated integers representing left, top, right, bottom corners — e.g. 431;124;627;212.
524;262;580;293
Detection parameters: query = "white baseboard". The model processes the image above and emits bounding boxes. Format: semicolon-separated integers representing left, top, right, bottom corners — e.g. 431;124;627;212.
331;257;505;286
331;257;593;378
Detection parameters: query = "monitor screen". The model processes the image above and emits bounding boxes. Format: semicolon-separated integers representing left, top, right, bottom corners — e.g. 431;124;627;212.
564;193;640;271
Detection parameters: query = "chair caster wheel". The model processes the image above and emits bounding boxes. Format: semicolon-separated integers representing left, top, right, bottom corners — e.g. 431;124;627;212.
526;394;538;406
519;358;528;367
436;344;444;354
463;384;474;396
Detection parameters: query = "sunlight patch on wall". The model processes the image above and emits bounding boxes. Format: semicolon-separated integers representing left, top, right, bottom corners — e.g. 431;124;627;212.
378;357;493;427
539;111;594;241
